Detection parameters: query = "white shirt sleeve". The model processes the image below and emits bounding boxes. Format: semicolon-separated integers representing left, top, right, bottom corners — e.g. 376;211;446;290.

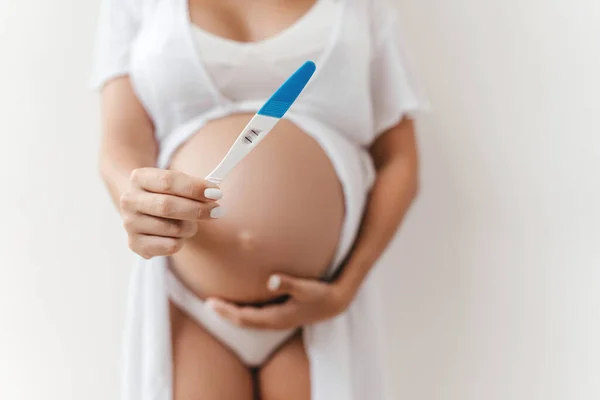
89;0;141;90
370;1;429;136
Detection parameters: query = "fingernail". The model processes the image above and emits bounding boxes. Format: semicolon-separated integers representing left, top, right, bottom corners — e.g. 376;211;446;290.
210;207;224;219
204;188;223;200
205;299;217;310
268;275;281;291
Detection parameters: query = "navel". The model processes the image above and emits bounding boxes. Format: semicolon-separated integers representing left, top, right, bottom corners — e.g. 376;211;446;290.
237;230;257;251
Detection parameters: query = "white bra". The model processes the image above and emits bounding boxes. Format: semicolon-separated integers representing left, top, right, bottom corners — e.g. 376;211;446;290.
192;0;338;102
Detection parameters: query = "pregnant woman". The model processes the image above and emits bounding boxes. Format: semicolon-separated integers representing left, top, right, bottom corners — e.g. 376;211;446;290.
92;0;427;399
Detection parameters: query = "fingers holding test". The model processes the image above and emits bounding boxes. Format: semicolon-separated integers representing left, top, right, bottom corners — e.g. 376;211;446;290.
121;190;221;221
129;234;184;259
130;168;223;202
123;213;198;238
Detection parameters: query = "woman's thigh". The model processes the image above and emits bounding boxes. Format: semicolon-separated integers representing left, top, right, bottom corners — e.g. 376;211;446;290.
258;332;310;400
170;301;254;400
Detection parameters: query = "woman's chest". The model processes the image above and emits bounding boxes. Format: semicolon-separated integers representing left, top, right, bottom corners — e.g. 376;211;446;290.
129;0;373;140
188;0;318;43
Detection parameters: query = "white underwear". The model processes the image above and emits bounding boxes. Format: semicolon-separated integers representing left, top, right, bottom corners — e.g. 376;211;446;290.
165;267;297;367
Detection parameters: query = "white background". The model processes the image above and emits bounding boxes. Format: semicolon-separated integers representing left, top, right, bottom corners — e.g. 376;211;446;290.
0;0;598;399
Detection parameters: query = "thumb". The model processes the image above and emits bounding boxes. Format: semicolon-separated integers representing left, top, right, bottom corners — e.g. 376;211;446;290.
267;274;318;300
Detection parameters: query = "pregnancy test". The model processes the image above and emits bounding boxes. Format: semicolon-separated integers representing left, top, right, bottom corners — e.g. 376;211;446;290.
205;61;316;185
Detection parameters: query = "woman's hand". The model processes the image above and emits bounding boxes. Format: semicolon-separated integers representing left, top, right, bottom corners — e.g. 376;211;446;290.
119;168;223;259
206;274;353;330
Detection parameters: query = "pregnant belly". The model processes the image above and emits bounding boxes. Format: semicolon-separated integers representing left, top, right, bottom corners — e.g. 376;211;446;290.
169;114;345;303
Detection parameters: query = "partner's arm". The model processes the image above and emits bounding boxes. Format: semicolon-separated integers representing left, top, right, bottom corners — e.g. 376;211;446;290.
335;116;419;299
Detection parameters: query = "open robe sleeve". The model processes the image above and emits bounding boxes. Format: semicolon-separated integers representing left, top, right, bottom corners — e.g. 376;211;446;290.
90;0;141;90
370;0;429;136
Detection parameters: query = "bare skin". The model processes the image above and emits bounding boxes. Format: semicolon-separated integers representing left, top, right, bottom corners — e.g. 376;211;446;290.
168;114;345;303
258;333;310;400
99;0;419;399
170;301;255;400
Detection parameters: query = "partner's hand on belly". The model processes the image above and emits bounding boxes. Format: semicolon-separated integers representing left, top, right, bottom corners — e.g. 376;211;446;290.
119;168;223;259
206;273;352;330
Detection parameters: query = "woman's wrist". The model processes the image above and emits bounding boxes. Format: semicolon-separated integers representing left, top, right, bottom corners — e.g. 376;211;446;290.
331;260;371;309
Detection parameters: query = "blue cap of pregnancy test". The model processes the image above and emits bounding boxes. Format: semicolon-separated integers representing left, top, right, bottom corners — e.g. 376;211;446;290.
257;61;316;119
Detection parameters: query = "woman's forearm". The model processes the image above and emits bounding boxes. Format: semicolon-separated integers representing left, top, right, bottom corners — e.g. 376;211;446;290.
99;77;157;209
335;158;418;296
334;120;419;300
99;138;157;208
